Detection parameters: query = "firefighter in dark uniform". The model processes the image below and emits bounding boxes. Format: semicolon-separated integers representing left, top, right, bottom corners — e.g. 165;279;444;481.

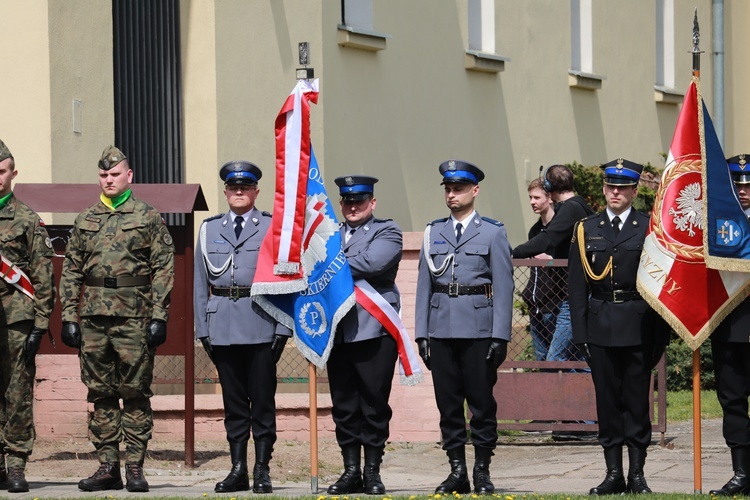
415;160;514;495
568;159;668;495
709;154;750;497
325;175;402;496
193;161;291;494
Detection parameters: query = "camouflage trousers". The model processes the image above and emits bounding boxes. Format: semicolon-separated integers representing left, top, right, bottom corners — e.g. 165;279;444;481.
80;316;155;465
0;320;35;469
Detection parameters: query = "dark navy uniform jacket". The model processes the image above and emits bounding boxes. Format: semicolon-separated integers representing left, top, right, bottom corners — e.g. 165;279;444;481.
569;210;668;347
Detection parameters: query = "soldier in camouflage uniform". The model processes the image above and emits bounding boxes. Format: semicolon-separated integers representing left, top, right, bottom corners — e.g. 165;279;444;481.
0;139;55;493
59;146;174;493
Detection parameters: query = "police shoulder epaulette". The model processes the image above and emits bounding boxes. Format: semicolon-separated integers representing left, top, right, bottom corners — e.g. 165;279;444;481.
373;217;393;223
428;217;449;226
261;211;272;217
203;213;224;222
481;216;504;227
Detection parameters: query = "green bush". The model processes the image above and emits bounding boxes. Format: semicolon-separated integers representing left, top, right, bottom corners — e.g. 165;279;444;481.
665;332;715;391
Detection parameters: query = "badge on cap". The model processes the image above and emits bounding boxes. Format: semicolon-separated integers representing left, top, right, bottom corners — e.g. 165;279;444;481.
345;176;354;186
740;154;747;168
448;160;456;171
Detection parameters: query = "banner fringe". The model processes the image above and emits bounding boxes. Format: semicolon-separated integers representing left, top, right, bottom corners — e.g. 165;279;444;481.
400;373;424;386
274;262;301;275
251;280;306;296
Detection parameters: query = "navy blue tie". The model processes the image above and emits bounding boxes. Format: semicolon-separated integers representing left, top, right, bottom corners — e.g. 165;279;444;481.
456;222;463;242
612;216;621;237
234;216;243;239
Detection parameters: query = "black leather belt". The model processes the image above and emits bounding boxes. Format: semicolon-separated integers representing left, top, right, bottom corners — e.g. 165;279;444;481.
591;290;642;303
210;286;252;298
85;276;151;288
434;283;493;298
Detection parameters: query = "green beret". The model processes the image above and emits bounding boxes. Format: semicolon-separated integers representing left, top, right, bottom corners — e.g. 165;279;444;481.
98;145;127;170
0;139;13;163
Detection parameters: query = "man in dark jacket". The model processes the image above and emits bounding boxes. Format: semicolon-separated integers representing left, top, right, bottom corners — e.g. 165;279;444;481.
709;154;750;497
568;159;668;495
514;165;593;362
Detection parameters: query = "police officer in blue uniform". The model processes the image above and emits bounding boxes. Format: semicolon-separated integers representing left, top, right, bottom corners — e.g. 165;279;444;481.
415;160;514;495
709;154;750;496
568;159;668;495
194;161;291;494
325;175;403;495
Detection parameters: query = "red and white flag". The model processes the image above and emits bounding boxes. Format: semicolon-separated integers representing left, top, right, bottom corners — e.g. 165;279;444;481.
637;77;750;349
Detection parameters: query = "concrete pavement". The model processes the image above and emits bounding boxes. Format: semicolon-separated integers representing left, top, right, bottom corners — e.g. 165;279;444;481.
7;419;734;497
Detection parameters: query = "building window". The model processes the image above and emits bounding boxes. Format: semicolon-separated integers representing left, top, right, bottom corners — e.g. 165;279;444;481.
468;0;495;53
654;0;683;103
113;0;185;223
341;0;373;31
569;0;602;90
338;0;389;51
465;0;508;73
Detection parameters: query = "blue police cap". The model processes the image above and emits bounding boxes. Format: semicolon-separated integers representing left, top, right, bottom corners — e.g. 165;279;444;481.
334;175;378;201
438;159;485;185
600;158;643;186
728;154;750;185
219;160;262;186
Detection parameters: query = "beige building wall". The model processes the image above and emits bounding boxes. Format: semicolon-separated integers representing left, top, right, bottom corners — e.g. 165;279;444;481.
0;1;53;193
1;1;742;242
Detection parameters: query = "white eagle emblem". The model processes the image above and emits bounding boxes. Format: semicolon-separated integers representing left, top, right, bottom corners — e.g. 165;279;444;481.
668;182;703;237
301;192;339;277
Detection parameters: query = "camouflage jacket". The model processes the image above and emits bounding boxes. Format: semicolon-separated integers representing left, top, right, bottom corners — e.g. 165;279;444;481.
59;195;175;321
0;194;55;329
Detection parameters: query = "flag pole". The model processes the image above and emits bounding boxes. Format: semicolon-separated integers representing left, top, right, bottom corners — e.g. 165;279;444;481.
294;41;319;494
309;362;319;493
691;9;704;494
692;348;702;493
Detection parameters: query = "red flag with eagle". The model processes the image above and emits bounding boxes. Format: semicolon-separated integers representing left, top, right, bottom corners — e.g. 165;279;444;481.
636;77;750;349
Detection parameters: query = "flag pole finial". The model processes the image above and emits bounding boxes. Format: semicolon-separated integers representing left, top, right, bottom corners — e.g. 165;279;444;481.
296;42;315;80
691;8;703;77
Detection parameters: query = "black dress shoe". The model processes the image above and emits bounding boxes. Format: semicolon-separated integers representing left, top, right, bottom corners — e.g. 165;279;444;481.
709;471;750;496
589;469;626;495
626;471;652;494
252;462;273;493
215;462;250;493
327;465;364;494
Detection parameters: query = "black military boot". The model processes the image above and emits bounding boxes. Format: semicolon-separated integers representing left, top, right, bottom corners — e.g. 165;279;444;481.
125;463;149;492
589;446;626;495
78;462;124;491
363;445;386;495
327;445;363;494
435;446;471;494
626;447;651;494
473;447;495;495
710;447;750;496
252;440;274;494
215;442;250;493
6;467;28;493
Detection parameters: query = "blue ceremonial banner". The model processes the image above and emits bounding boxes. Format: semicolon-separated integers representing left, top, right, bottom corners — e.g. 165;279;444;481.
253;147;356;368
704;101;750;271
